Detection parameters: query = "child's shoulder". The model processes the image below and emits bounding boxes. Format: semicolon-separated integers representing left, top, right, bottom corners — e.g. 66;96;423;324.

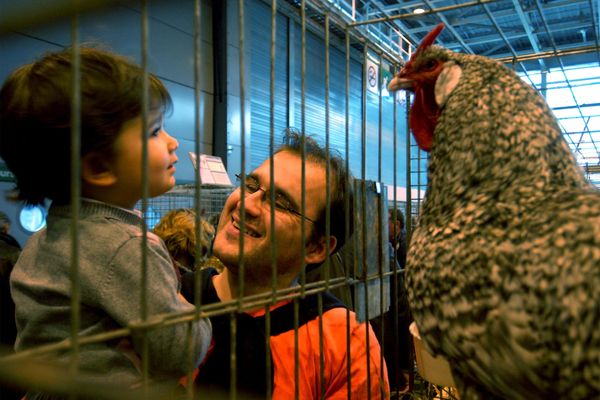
51;201;163;246
99;215;165;249
100;216;170;257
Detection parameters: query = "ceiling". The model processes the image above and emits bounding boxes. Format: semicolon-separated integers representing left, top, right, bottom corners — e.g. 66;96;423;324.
307;0;600;187
361;0;599;67
2;0;599;186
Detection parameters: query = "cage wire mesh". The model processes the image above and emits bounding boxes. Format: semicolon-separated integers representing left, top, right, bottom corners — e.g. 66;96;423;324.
138;184;234;229
0;0;597;399
0;0;436;399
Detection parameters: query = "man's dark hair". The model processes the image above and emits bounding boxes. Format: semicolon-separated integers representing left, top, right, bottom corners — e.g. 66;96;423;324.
0;46;172;205
276;128;354;252
389;208;405;230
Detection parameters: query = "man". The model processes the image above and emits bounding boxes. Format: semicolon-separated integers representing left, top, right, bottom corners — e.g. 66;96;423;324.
377;208;413;396
182;129;389;398
389;208;407;269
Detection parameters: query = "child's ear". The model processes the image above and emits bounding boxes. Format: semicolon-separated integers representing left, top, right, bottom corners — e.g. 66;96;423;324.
305;235;337;265
82;153;117;187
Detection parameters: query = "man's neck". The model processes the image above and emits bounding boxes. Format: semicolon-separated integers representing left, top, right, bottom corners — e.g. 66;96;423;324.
213;267;297;302
212;269;235;301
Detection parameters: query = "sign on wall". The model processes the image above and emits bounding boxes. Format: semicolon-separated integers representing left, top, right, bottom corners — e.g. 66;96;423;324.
366;57;379;94
0;163;15;182
366;58;398;99
188;153;233;186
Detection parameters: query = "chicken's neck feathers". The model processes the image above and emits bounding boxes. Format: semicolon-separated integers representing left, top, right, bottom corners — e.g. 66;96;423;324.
420;51;589;226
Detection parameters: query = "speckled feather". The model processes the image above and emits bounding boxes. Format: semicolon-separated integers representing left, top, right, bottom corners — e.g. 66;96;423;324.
404;45;600;399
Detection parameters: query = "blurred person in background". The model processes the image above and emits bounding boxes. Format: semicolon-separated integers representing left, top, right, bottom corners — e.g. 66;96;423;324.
152;208;222;275
382;208;413;397
0;210;23;399
389;208;407;269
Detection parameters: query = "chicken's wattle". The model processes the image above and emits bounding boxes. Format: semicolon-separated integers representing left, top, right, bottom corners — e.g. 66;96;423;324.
410;85;439;152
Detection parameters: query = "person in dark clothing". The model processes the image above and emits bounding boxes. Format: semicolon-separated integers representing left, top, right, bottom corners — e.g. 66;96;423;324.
0;210;21;346
0;211;20;249
0;211;24;399
372;207;413;398
0;242;20;345
389;208;407;269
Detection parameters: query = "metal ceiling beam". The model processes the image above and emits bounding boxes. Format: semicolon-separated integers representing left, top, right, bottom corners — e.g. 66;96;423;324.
402;11;592;37
521;0;591;14
419;0;475;53
371;0;589;19
477;2;536;86
495;44;599;63
410;24;593;51
361;0;420;45
298;0;401;62
348;0;498;27
375;0;498;14
374;0;434;14
533;0;598;160
586;164;600;173
511;0;546;70
351;0;600;172
553;102;600;111
589;0;600;65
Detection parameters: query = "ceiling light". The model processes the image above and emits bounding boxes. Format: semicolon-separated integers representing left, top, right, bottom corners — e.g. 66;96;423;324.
414;8;425;14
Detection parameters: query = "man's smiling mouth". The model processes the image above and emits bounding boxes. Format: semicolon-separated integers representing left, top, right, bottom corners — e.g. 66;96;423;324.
232;219;260;238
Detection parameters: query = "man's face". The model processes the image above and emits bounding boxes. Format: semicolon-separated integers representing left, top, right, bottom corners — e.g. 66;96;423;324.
389;218;399;242
212;150;330;287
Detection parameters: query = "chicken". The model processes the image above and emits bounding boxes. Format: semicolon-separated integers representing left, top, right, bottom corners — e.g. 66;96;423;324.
387;23;600;399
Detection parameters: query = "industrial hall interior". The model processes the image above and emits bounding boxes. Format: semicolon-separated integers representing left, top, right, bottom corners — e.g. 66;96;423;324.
0;0;598;399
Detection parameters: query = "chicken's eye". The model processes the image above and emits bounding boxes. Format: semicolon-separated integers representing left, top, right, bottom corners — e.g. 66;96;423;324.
424;60;437;70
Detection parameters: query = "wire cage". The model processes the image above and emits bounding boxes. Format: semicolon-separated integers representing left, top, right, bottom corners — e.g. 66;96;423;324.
138;184;234;229
0;0;428;399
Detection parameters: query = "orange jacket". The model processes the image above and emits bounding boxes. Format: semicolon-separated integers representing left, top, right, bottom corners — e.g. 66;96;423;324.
250;304;390;399
181;270;390;399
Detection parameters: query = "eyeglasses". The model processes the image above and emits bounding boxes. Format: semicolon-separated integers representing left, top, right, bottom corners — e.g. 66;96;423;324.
235;174;316;223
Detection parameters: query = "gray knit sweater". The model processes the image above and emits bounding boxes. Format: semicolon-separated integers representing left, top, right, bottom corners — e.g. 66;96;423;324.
11;200;211;392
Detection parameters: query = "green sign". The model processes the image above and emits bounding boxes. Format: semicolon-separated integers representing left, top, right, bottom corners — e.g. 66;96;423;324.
0;163;15;182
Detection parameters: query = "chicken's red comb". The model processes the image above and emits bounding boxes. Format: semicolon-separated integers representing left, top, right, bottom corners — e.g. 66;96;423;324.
406;22;445;67
416;23;445;53
403;23;445;70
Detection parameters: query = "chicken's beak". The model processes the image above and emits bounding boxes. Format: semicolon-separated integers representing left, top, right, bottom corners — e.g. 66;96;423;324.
387;76;414;92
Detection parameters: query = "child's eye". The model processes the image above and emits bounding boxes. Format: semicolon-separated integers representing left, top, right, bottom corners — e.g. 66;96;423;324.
149;127;161;137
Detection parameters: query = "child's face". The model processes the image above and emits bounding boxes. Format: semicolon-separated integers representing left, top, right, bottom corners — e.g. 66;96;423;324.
110;112;178;208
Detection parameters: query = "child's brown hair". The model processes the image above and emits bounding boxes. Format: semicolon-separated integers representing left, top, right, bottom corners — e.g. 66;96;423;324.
0;47;172;205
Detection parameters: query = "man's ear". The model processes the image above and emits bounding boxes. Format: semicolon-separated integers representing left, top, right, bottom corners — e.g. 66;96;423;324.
305;235;337;265
82;153;117;187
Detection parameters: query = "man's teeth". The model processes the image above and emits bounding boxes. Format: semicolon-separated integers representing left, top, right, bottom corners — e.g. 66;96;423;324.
232;220;260;238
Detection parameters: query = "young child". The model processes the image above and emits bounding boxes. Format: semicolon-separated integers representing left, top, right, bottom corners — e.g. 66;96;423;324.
0;47;211;398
